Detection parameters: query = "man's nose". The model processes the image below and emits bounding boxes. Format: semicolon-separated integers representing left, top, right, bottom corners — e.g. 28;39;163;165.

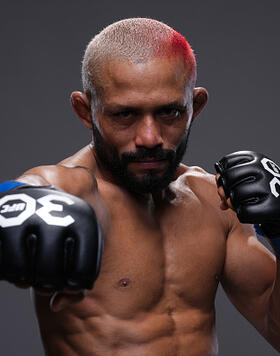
135;115;163;149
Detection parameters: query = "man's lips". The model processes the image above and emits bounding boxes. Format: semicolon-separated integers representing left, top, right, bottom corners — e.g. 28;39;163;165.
128;159;167;169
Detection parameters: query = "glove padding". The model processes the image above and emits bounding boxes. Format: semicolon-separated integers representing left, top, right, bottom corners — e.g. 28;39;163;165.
215;151;280;236
0;184;103;291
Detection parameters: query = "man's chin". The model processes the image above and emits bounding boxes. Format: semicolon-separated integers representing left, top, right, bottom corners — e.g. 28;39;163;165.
122;171;173;194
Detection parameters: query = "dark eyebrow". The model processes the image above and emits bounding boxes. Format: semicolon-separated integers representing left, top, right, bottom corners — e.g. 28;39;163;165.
156;101;187;110
103;101;187;112
103;104;137;112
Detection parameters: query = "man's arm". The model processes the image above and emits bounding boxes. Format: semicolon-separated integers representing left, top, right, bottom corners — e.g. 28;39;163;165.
215;150;280;351
2;164;107;311
220;218;280;350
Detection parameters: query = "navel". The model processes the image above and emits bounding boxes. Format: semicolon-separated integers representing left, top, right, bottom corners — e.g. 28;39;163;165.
167;307;174;316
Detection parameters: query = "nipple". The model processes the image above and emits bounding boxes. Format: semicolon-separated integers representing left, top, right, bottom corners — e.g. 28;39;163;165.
118;278;131;288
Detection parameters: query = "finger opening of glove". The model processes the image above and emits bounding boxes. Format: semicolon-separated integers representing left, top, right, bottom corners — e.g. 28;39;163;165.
49;288;86;312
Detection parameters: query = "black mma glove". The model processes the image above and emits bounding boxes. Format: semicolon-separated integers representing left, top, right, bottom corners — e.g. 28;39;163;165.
215;151;280;257
0;181;103;291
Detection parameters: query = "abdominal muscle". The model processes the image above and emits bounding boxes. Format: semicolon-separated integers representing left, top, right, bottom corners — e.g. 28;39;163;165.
32;161;224;356
35;292;218;356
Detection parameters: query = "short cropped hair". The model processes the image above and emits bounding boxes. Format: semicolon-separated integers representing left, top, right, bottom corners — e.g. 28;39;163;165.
82;18;197;104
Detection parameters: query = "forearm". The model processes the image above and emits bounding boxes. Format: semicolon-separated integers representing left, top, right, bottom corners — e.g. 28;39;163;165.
264;258;280;351
215;151;280;350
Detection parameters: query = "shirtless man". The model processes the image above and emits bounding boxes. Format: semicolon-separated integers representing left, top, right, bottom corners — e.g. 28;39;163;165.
1;18;280;355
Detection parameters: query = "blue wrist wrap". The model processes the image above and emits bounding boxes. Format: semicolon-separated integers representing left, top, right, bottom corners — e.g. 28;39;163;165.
254;224;263;236
0;181;26;193
268;237;280;259
254;224;280;259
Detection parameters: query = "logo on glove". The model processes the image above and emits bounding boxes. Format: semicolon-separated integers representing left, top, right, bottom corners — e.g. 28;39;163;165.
261;158;280;198
0;193;75;228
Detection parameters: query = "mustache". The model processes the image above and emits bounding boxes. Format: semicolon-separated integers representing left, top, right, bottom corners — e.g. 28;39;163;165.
121;148;176;163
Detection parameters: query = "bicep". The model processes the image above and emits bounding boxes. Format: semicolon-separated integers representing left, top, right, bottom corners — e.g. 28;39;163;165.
221;221;276;333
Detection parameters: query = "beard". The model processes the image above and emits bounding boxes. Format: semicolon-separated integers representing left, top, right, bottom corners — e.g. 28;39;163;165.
91;122;191;194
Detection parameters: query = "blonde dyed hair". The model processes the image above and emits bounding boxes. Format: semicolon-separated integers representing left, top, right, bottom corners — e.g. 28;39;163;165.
82;18;197;104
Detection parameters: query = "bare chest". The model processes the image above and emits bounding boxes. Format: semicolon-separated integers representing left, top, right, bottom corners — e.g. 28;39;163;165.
88;186;227;319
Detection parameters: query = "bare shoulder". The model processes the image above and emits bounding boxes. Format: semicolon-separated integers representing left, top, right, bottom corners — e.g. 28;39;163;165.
169;164;233;236
173;164;237;233
174;164;219;204
17;145;97;199
183;165;215;185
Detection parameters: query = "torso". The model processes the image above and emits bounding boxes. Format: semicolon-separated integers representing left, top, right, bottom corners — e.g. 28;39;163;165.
33;144;234;356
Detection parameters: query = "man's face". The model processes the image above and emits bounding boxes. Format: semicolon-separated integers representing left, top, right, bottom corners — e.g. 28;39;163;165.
91;57;193;194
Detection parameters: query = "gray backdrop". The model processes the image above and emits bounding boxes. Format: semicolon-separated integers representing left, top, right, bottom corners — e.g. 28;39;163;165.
0;0;279;355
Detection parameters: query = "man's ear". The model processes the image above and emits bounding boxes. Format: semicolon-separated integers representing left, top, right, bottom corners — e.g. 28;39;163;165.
192;87;208;120
70;91;93;130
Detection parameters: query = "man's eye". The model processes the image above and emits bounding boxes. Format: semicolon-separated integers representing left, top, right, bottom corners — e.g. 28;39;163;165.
158;108;183;119
114;111;133;119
